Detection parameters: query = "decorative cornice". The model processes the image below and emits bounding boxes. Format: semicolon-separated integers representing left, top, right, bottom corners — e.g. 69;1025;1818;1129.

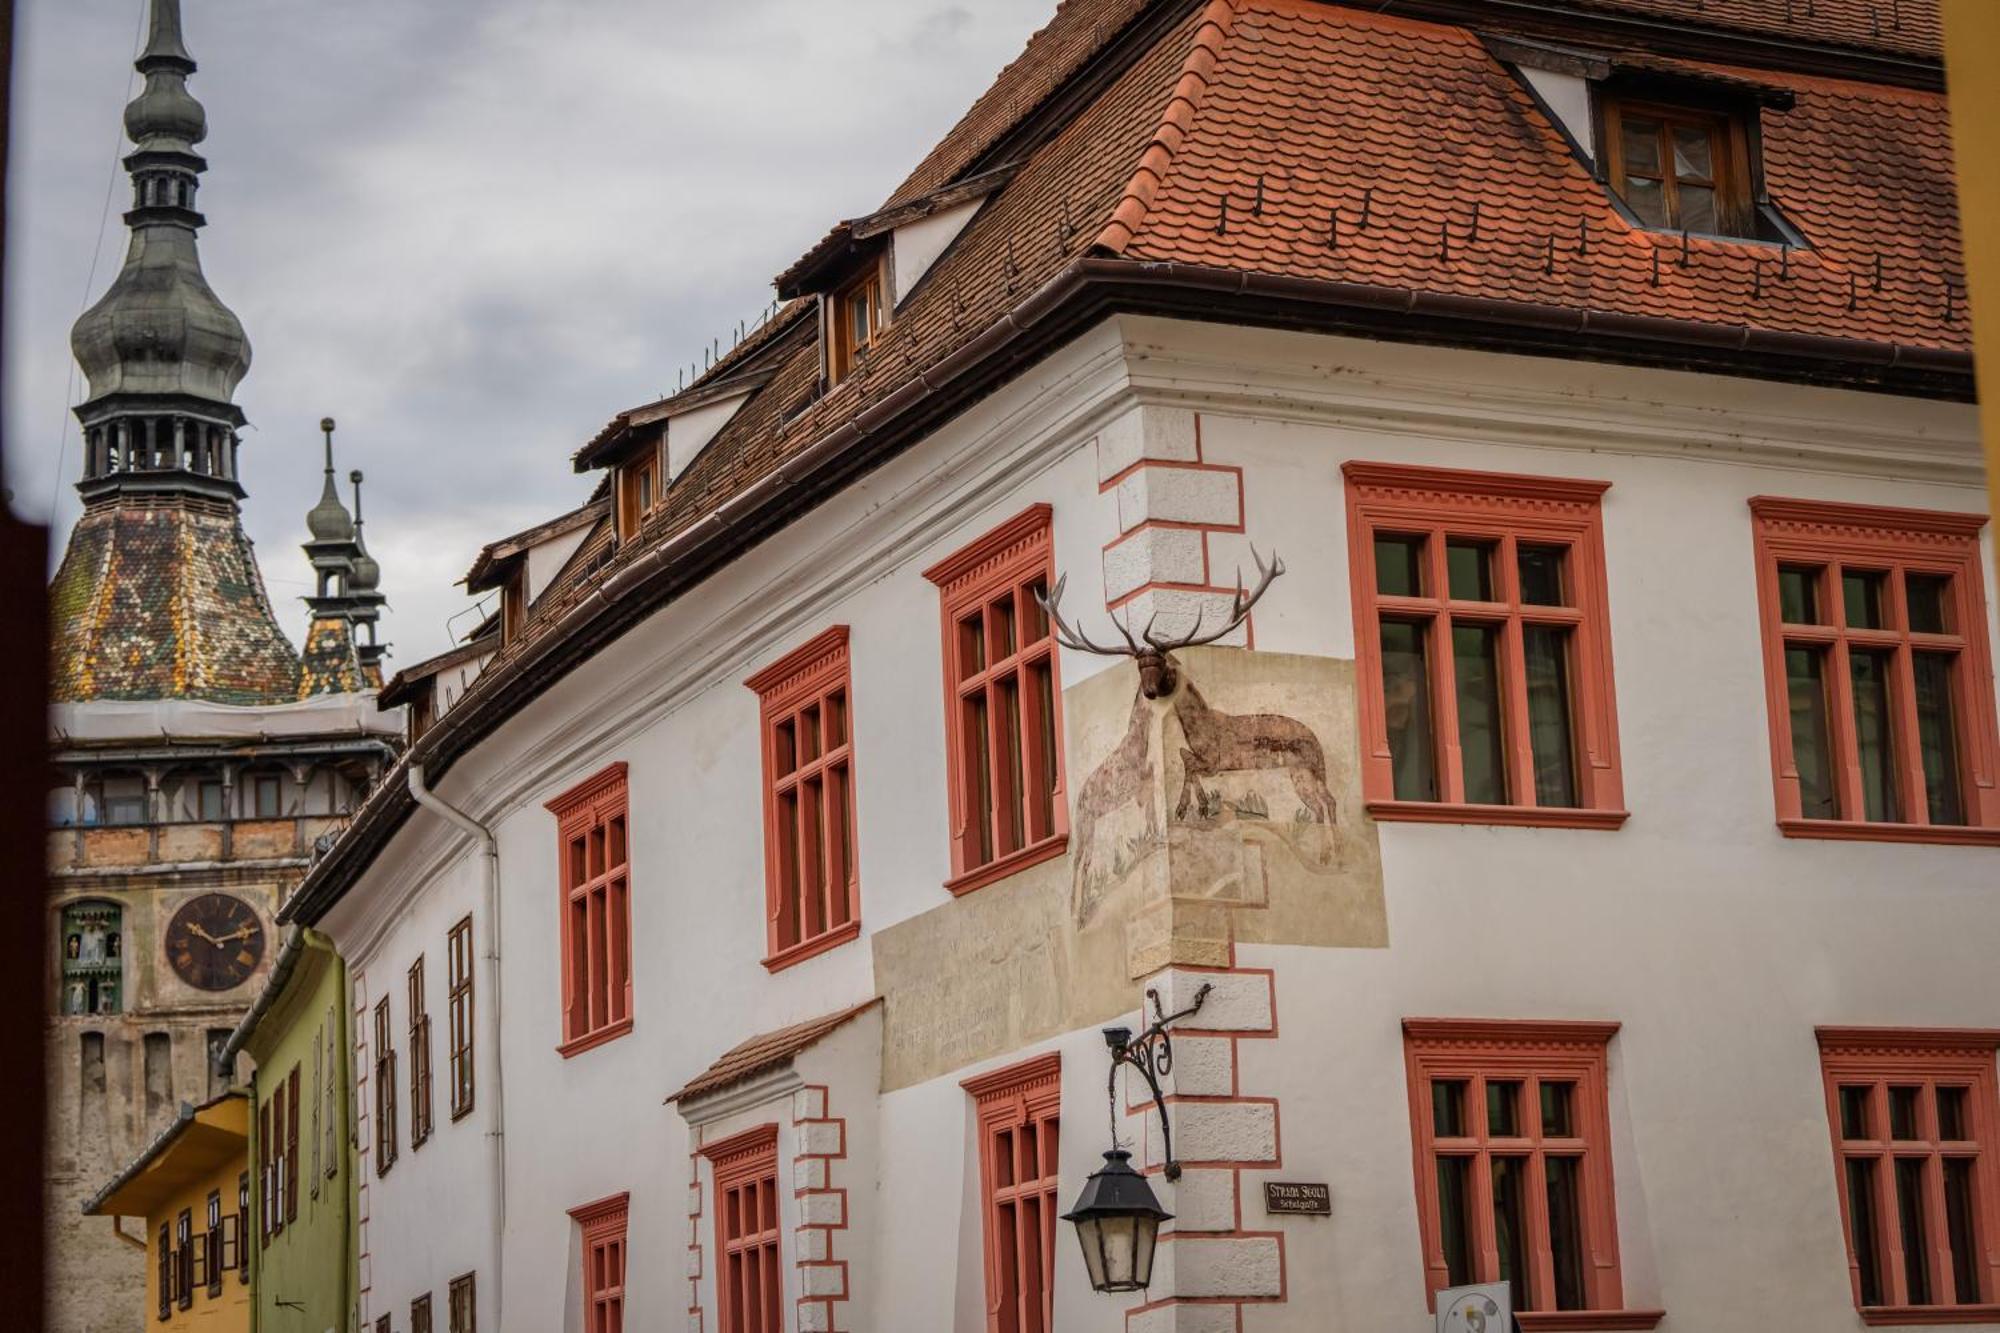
921;502;1054;592
743;625;850;702
1343;460;1612;513
1816;1026;2000;1058
960;1049;1062;1101
543;760;628;819
567;1190;631;1231
1403;1017;1622;1048
1748;496;1989;543
699;1121;779;1169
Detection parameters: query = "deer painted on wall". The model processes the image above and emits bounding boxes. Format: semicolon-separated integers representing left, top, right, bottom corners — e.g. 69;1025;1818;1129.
1039;548;1337;830
1069;688;1158;925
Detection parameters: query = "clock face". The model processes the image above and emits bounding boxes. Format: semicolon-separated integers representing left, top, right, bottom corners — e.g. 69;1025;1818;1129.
165;893;265;992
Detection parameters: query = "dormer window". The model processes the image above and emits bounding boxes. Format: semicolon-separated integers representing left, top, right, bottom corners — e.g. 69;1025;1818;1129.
829;265;886;385
615;443;660;542
1603;98;1754;238
501;570;527;645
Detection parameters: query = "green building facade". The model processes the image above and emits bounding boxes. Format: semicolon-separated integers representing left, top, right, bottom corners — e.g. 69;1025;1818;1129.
220;927;358;1332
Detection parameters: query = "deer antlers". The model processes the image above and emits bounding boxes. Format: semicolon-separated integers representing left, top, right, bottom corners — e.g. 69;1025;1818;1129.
1036;548;1284;698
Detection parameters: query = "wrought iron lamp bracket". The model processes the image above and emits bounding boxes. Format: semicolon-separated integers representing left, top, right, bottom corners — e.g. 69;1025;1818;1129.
1103;981;1212;1180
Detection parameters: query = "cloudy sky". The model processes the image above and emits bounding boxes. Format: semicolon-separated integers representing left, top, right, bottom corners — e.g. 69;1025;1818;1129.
6;0;1053;665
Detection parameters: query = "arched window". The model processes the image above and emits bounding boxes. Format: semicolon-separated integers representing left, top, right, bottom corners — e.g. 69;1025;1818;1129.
58;901;123;1016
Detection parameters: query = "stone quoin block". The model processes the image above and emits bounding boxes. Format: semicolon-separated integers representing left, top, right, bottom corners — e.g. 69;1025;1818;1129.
798;1190;845;1227
687;1182;701;1216
798;1260;846;1298
1162;1233;1285;1299
796;1302;831;1333
1103;525;1209;602
793;1086;826;1121
1147;1099;1277;1166
1152;1033;1235;1100
688;1311;703;1333
1116;463;1241;532
1158;967;1274;1032
797;1119;842;1157
794;1155;827;1192
685;1244;703;1279
796;1226;828;1262
1115;587;1248;648
1095;405;1201;483
1162;1165;1239;1232
1125;1300;1242;1333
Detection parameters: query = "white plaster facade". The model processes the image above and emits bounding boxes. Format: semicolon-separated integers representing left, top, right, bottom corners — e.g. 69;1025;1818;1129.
316;316;1995;1333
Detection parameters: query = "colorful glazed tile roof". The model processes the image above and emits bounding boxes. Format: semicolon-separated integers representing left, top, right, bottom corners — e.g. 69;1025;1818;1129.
50;496;303;705
297;613;367;698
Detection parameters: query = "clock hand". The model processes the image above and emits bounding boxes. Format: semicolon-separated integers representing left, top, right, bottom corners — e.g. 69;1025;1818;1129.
219;925;255;945
186;923;221;946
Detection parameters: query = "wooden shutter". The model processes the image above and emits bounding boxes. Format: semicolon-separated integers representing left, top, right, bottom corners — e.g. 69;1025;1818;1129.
259;1098;272;1244
286;1064;301;1222
157;1223;171;1320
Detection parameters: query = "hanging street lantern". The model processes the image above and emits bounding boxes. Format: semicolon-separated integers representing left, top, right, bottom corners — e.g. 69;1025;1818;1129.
1062;1148;1173;1292
1063;982;1212;1295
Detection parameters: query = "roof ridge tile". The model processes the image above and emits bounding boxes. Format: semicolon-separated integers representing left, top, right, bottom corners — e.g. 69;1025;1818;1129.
1095;0;1237;254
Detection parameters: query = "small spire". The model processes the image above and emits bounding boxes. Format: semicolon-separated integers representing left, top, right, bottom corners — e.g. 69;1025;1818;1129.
349;468;381;593
306;417;354;542
139;0;195;72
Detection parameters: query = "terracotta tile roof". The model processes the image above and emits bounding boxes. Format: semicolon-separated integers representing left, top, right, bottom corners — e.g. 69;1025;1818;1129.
667;998;881;1104
1559;0;1941;59
50;496;302;705
463;498;608;592
1102;0;1964;353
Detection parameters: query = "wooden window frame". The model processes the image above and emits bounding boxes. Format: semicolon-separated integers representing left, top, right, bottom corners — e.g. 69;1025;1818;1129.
827;260;887;386
176;1208;194;1310
409;956;434;1148
1345;462;1627;828
310;1024;323;1194
259;1095;273;1246
501;571;528;645
448;916;476;1118
286;1063;301;1224
323;1004;340;1177
448;1273;477;1333
1600;95;1755;238
237;1170;250;1281
703;1124;784;1333
412;1293;434;1333
570;1192;631;1333
206;1190;224;1298
547;764;634;1057
1402;1019;1658;1330
923;505;1070;895
963;1052;1062;1333
1817;1028;2000;1323
616;441;662;542
158;1220;171;1321
1749;498;2000;843
374;996;398;1176
746;627;861;971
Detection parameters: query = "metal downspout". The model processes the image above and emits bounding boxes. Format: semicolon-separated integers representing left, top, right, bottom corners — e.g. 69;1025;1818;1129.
406;764;504;1328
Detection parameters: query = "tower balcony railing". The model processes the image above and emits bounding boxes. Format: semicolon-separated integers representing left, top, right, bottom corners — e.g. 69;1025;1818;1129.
50;812;352;873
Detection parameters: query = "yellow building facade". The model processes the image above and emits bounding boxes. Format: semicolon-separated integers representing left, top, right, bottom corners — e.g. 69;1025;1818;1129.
83;1091;252;1332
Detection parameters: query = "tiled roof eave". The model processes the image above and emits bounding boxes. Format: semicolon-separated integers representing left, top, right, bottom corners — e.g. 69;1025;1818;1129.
277;254;1972;930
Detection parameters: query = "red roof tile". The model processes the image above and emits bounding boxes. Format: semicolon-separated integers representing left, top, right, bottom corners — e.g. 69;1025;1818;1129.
666;998;881;1104
1560;0;1941;59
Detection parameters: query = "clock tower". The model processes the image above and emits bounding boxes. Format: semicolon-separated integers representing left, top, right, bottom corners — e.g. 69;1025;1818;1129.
42;5;402;1330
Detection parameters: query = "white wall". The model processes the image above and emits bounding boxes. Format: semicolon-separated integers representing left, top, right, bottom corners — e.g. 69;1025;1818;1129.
325;314;1994;1332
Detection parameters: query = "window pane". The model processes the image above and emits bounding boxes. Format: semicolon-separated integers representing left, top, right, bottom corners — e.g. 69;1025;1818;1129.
1380;620;1437;802
1907;574;1951;634
1433;1079;1468;1137
1677;183;1716;235
1541;1081;1575;1137
997;676;1025;854
1850;649;1900;822
1779;567;1820;625
825;689;847;748
1786;647;1838;818
1436;1156;1475;1288
1546;1156;1588;1311
1895;1156;1932;1304
1914;653;1964;826
799;704;821;763
1021;578;1050;644
1849;1158;1885;1307
1375;535;1426;597
1524;626;1578;808
1672;125;1713;179
1517;545;1565;606
828;765;853;929
1841;1085;1873;1140
1890;1086;1921;1142
959;612;986;678
1843;571;1887;629
1453;624;1508;805
1938;1088;1969;1142
1492;1156;1532;1310
965;694;992;866
1446;541;1494;601
1945;1158;1981;1304
1031;659;1058;839
1624;176;1667;228
1621;117;1662;174
1487;1079;1522;1137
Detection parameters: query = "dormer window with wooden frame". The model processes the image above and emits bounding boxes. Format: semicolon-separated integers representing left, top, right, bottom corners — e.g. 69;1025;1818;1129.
828;262;887;386
615;441;661;542
500;571;527;646
1603;97;1755;238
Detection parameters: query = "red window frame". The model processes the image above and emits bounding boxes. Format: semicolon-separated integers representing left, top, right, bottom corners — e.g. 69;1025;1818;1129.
546;764;634;1057
962;1052;1061;1333
746;627;860;971
1345;462;1626;828
1748;498;2000;844
1401;1019;1659;1329
570;1192;630;1333
922;505;1069;895
703;1124;784;1333
1816;1028;2000;1323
